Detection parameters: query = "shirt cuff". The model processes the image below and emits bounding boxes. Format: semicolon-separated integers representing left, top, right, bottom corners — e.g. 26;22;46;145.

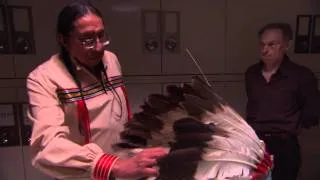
93;154;119;180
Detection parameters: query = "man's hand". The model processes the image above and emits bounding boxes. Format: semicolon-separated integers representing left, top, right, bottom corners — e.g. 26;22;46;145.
111;147;168;179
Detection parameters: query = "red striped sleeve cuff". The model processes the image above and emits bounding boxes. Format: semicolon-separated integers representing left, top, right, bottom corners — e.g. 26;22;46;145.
93;154;119;180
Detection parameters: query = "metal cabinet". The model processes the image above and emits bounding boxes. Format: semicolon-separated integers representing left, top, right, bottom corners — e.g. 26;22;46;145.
0;104;24;180
93;0;226;76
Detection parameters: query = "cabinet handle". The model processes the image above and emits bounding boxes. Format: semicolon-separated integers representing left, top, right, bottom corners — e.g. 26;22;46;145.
0;131;9;144
15;37;30;54
145;39;158;52
165;38;177;52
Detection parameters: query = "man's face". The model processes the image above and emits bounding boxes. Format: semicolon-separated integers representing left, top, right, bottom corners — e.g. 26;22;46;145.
66;13;106;68
259;29;289;65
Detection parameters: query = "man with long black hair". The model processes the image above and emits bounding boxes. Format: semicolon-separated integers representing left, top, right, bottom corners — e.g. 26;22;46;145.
26;2;167;179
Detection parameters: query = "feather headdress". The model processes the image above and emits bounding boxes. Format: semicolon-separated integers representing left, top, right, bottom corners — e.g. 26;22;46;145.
114;76;272;180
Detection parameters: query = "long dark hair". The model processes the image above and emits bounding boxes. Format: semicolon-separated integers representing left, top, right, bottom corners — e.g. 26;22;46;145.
57;1;124;123
57;1;103;88
56;2;105;139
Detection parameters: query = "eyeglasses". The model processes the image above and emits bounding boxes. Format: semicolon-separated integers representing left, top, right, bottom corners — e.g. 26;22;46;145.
260;42;282;49
78;32;110;49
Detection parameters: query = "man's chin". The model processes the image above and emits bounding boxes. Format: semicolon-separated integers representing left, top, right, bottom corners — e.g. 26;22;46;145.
81;58;100;68
262;58;274;63
89;59;101;66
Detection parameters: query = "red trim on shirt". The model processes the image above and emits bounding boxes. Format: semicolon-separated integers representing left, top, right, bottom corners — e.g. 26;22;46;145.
93;154;118;180
120;86;132;121
76;100;91;144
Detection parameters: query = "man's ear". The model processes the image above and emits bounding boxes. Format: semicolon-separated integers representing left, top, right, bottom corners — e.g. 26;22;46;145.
285;40;293;51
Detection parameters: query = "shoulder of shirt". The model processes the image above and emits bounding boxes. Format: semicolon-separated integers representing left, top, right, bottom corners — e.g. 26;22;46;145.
27;53;66;82
286;60;315;78
245;62;261;75
27;51;122;82
103;50;122;74
104;50;117;60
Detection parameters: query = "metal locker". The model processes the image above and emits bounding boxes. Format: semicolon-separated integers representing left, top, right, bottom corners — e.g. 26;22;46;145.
18;103;53;180
0;103;25;180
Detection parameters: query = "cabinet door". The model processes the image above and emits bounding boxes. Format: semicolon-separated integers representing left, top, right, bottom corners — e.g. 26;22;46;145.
125;81;162;113
7;1;68;179
298;80;320;180
0;104;25;180
0;4;15;78
19;103;53;180
225;0;318;73
93;0;162;75
221;81;247;118
8;0;69;78
161;0;226;75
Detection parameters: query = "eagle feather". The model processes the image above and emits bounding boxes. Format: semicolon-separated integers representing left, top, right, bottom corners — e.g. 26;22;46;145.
113;76;272;180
